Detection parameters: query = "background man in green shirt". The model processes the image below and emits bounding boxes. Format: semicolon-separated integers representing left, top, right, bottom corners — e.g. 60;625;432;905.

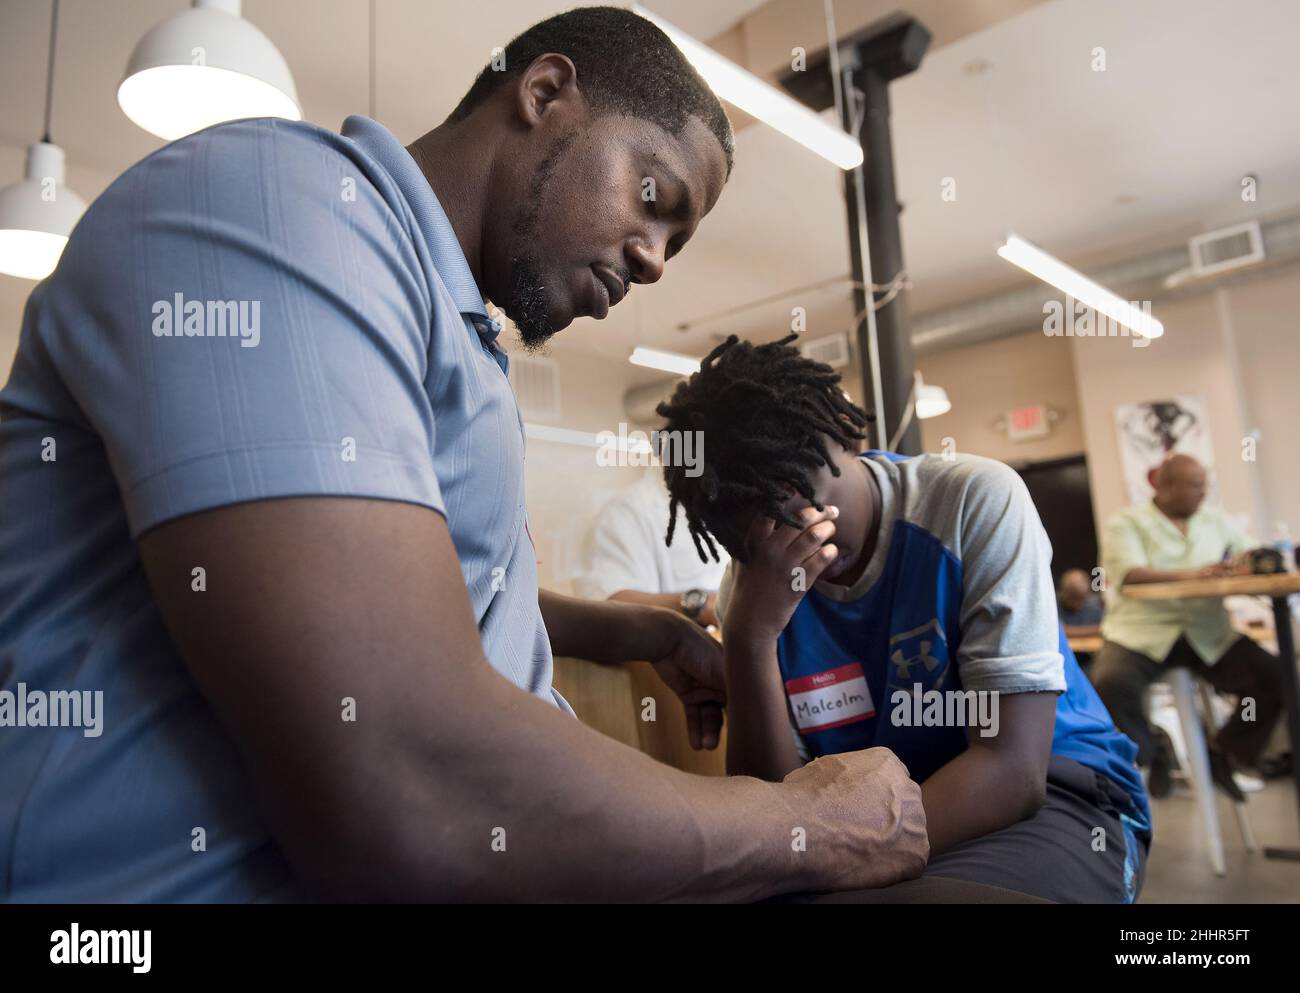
1091;454;1284;800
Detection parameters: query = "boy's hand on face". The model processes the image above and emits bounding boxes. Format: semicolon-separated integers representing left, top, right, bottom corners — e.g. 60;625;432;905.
723;505;840;646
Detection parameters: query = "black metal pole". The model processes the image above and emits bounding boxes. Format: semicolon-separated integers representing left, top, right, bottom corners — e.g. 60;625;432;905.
847;64;920;454
782;14;931;455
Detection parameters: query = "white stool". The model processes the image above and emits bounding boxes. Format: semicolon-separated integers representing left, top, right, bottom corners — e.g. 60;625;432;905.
1153;669;1258;876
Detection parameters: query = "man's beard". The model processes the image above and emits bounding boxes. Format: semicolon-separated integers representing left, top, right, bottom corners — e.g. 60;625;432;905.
506;131;577;352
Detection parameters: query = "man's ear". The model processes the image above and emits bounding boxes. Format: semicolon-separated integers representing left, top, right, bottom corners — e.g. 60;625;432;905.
513;52;581;128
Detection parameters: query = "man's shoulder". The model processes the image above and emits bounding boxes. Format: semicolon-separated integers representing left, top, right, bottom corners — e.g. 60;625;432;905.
1105;501;1154;532
96;118;384;220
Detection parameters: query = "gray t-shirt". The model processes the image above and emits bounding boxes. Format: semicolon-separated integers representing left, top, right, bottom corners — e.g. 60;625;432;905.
718;453;1066;762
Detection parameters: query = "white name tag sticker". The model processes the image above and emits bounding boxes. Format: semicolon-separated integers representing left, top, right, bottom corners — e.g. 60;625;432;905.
785;662;875;733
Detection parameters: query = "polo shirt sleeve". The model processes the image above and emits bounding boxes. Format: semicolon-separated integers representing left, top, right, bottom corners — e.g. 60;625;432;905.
1102;511;1149;586
50;119;444;538
950;459;1066;694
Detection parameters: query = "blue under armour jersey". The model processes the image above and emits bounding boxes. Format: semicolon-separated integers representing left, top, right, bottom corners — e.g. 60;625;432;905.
719;451;1150;832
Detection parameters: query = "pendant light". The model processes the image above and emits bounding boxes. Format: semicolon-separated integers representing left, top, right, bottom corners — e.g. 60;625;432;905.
0;0;88;281
118;0;301;141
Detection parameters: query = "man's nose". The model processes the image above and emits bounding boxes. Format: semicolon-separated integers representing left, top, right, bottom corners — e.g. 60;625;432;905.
627;239;666;285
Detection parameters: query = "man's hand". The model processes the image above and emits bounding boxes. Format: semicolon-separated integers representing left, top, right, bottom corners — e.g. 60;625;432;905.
1195;560;1251;579
723;505;840;647
782;748;929;890
642;609;726;750
539;592;725;749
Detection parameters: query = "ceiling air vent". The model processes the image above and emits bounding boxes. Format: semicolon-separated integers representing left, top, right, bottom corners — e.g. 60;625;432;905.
508;353;561;420
1188;220;1265;278
800;331;851;370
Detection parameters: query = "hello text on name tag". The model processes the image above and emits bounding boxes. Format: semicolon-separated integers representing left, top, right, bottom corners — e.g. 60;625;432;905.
785;662;875;733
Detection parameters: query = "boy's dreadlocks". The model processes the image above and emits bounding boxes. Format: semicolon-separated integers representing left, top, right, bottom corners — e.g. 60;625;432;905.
656;334;872;564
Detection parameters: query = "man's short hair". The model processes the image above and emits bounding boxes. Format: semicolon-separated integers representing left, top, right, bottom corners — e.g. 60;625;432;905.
448;6;735;176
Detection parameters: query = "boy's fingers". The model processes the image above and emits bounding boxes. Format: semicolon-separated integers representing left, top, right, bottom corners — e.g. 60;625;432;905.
780;504;838;549
790;520;836;559
802;542;840;585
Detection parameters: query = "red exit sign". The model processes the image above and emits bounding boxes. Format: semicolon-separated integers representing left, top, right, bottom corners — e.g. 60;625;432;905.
1007;405;1050;441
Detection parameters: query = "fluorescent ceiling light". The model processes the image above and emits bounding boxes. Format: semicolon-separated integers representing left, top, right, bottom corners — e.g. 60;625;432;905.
633;5;863;170
523;424;603;448
629;346;700;377
997;234;1164;339
119;0;300;140
524;423;653;455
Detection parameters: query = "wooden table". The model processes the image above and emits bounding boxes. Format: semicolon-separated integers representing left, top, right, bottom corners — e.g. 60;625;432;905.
1067;633;1104;654
1123;573;1300;859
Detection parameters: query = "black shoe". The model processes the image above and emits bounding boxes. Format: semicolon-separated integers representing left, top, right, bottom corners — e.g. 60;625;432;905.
1208;749;1246;802
1257;752;1293;779
1148;747;1173;799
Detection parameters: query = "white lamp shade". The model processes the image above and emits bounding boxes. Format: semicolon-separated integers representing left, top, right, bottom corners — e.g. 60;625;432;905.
118;0;300;140
915;381;952;419
0;143;88;280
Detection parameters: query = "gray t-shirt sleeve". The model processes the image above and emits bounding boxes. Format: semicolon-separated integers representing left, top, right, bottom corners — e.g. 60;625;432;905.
948;459;1066;694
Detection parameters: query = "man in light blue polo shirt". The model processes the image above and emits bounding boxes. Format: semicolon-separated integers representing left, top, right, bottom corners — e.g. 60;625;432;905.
0;8;931;902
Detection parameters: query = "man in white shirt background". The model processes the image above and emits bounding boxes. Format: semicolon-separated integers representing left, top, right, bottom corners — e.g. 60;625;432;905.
577;472;728;626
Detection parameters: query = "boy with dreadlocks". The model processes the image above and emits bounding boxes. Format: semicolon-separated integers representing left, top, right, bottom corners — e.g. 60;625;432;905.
658;335;1150;903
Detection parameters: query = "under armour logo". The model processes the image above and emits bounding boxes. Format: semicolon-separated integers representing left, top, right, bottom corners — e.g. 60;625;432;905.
892;640;942;680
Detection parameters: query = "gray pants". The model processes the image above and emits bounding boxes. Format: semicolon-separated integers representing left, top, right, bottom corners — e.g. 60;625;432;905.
788;755;1147;904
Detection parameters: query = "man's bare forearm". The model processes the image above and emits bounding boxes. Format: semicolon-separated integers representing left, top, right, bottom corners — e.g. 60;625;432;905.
722;636;803;781
540;588;673;663
365;662;818;902
609;589;683;614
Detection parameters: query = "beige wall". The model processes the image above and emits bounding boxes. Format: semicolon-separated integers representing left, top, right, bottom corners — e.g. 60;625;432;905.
892;267;1300;555
914;330;1085;464
1068;281;1296;541
519;346;661;594
1226;272;1300;540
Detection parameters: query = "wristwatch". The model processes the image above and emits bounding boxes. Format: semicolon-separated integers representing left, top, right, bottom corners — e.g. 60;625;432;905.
680;588;708;619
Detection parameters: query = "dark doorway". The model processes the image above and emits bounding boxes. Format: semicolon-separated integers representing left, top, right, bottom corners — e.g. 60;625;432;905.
1015;455;1099;585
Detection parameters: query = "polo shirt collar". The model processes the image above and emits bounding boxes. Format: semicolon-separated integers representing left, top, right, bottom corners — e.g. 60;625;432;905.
340;115;503;344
